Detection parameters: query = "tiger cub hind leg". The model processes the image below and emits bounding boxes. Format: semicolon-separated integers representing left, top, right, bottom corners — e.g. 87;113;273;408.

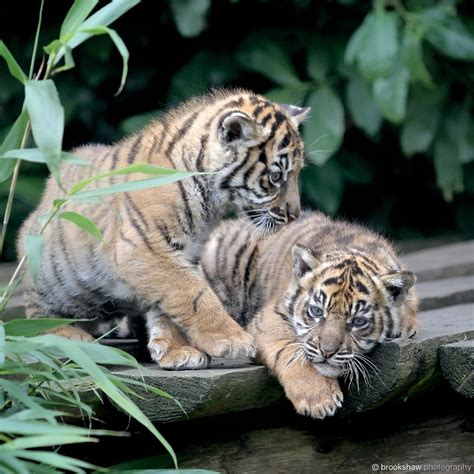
46;325;94;342
146;311;210;370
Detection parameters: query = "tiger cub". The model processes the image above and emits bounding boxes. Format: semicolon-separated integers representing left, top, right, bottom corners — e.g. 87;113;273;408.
17;89;310;369
201;211;418;418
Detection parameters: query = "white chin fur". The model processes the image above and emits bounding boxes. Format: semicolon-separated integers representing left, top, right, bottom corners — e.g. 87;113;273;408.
314;362;342;378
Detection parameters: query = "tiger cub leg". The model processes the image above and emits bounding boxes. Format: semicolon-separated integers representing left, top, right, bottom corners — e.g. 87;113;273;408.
116;246;256;360
146;310;210;369
248;305;343;419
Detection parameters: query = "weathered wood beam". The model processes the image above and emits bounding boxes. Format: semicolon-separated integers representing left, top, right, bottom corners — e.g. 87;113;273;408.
439;340;474;399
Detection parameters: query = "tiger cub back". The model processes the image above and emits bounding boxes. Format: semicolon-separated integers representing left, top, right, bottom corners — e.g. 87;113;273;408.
201;211;418;418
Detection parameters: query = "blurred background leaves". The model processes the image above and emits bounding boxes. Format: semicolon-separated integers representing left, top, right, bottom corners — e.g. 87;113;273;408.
1;0;473;261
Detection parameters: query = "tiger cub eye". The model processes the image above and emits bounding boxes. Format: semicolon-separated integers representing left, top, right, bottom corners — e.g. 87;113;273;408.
352;316;367;328
308;305;323;319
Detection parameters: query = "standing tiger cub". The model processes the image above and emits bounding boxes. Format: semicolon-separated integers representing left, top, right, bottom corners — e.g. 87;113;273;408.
201;211;418;418
17;89;310;369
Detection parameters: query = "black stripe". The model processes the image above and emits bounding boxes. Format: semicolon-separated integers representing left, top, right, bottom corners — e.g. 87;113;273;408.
323;277;339;286
196;136;208;172
258;149;267;164
124;199;156;253
128;134;144;164
260;113;272;127
177;181;194;233
355;280;370;294
220;150;250;189
149;125;167;162
268;111;285;139
165;111;200;157
192;288;205;312
287;285;302;316
204;98;245;129
253;105;264;117
155;219;184;251
278;132;291;150
231;242;249;284
125;194;149;231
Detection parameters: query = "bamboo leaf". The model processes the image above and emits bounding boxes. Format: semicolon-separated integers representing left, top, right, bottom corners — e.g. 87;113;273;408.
24;80;65;180
0;323;5;366
0;41;27;84
3;318;74;337
79;26;129;95
24;234;43;284
0;109;29;183
55;0;140;64
59;211;102;240
60;0;99;38
1;148;91;166
69;171;198;200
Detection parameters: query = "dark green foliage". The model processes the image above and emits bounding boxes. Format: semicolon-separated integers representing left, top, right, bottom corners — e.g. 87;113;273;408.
1;0;474;261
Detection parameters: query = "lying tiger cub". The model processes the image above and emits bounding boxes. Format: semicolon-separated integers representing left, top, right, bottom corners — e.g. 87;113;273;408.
201;211;418;419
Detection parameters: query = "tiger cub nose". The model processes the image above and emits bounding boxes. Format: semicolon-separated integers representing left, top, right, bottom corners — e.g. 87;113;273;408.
320;349;337;359
286;203;300;222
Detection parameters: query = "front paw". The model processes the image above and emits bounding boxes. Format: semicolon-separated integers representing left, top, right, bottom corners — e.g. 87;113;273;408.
400;315;418;339
285;373;344;419
48;325;94;342
190;325;256;359
148;339;210;370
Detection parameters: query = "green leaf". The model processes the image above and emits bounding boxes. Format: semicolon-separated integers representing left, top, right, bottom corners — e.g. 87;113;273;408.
345;15;370;65
60;0;99;38
237;35;302;88
346;74;382;136
355;10;399;80
401;28;433;87
170;0;211;38
53;45;75;74
303;87;345;165
24;80;65;179
1;148;91;166
52;339;177;467
401;86;446;155
300;159;344;215
59;211;102;240
434;129;464;201
0;323;5;366
54;0;140;64
373;66;409;123
3;318;74;337
168;51;239;103
0;41;27;84
307;38;329;82
69;171;198;201
79;26;129;95
461;122;474;164
68;163;187;195
419;8;474;61
24;234;43;284
0;109;29;183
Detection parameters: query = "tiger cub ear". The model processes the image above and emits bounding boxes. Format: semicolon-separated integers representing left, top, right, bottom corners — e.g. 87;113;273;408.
281;104;311;128
218;111;262;147
380;271;416;305
292;244;321;279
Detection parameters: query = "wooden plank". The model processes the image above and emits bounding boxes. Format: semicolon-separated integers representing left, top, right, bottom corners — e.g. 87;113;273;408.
402;240;474;281
439;340;474;398
416;275;474;311
104;304;474;422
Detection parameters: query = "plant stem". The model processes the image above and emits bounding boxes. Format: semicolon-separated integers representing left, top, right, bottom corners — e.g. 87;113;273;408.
0;122;32;256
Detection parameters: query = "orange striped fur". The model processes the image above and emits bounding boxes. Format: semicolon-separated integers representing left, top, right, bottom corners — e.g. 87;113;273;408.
17;89;310;369
201;211;418;417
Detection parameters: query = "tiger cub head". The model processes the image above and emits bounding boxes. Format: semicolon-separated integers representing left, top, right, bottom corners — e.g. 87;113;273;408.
213;96;310;235
284;244;416;379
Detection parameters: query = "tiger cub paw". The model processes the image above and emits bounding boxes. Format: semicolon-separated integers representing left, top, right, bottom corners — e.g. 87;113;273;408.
48;325;94;342
285;374;344;420
190;326;256;360
400;315;418;339
148;339;210;370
